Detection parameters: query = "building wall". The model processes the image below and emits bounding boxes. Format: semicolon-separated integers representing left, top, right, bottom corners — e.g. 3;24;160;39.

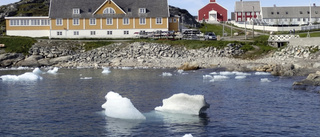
235;11;260;22
168;17;179;31
198;4;228;22
94;0;125;14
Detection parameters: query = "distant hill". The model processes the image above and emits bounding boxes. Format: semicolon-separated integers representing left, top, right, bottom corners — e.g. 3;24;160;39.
0;0;198;34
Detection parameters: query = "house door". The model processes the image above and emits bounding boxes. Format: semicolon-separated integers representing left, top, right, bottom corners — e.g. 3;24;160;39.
208;10;218;22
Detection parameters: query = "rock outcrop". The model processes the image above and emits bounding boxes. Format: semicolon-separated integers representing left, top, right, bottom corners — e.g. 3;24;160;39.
293;71;320;93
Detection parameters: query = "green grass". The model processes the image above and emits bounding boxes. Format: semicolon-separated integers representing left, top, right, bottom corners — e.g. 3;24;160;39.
199;23;235;36
239;35;277;59
299;32;320;37
83;41;114;51
0;36;36;55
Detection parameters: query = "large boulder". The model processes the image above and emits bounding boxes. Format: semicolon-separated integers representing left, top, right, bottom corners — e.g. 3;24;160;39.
14;55;43;67
0;53;25;67
293;71;320;93
178;62;200;71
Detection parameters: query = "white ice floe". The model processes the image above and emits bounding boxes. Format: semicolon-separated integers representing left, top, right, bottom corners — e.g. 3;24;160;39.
80;77;92;80
203;75;213;79
162;72;173;77
209;72;218;75
155;93;209;115
0;68;43;81
121;67;134;70
102;67;111;74
213;75;229;80
233;72;251;76
261;78;271;83
102;91;146;120
47;67;59;74
255;72;271;75
183;134;193;137
235;76;247;79
220;71;235;75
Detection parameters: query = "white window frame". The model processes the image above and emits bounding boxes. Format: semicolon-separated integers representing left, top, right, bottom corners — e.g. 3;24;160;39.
156;17;162;24
140;18;146;25
90;31;96;35
106;18;113;25
31;19;40;26
74;31;79;35
103;7;115;14
173;18;177;23
57;31;62;36
56;18;63;26
73;8;80;14
124;31;129;35
139;8;146;14
89;18;96;25
123;18;129;25
107;31;113;35
73;18;80;25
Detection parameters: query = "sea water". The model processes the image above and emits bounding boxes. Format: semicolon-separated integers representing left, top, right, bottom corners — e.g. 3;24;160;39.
0;68;320;136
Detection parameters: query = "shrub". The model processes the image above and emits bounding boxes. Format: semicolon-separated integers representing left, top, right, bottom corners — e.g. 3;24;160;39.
0;36;36;55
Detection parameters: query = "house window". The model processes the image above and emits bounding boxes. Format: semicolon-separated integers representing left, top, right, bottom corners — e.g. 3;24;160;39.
307;11;310;14
169;18;172;23
123;18;129;25
107;31;113;35
90;31;96;35
300;11;303;14
57;31;62;36
21;20;29;26
106;18;113;25
246;12;250;16
73;18;79;25
316;11;319;14
10;19;19;26
56;18;63;26
74;31;79;35
286;12;289;14
238;12;241;16
124;31;129;35
173;18;177;23
103;7;115;14
271;12;274;15
140;18;146;25
156;17;162;24
41;19;50;26
89;18;96;25
139;8;146;14
73;8;80;14
277;12;279;15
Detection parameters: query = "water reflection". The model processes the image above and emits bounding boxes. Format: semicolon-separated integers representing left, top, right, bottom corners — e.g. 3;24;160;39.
104;115;144;136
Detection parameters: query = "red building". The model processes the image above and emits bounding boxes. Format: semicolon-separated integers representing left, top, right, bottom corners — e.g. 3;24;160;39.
198;0;228;23
234;1;261;22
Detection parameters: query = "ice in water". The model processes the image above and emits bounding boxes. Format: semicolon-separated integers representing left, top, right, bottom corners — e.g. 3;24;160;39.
261;78;271;82
155;93;209;115
0;68;43;81
183;134;193;137
162;72;173;77
47;67;59;74
102;67;111;74
255;72;271;75
102;91;146;120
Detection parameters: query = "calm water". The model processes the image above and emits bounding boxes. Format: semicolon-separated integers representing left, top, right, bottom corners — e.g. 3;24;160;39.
0;68;320;137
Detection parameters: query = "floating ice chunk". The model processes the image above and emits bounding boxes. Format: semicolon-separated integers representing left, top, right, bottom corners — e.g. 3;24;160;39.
255;72;271;75
162;72;173;77
80;77;92;80
121;67;133;70
183;134;193;137
155;93;210;115
102;67;111;74
47;67;59;74
210;72;218;75
220;71;235;75
261;78;271;82
234;72;251;76
102;91;146;120
1;68;43;81
213;75;229;80
235;76;247;79
203;75;213;79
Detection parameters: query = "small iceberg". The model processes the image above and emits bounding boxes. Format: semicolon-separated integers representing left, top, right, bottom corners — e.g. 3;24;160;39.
102;91;146;120
255;72;271;75
203;75;213;79
47;67;59;74
162;72;173;77
102;67;111;74
261;78;271;83
80;77;92;80
213;75;229;80
155;93;209;115
235;76;247;79
0;68;43;81
183;134;193;137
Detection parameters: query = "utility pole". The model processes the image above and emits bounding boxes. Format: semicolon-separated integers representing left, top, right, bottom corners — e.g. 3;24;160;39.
242;0;247;40
252;6;255;38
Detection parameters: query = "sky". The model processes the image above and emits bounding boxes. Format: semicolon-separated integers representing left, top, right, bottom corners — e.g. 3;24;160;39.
1;0;319;17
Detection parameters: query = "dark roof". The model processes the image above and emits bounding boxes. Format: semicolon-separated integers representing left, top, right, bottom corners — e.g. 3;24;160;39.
235;1;260;12
49;0;169;18
262;6;320;18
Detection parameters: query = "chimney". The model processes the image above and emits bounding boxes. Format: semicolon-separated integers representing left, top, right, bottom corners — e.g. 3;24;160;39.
274;4;276;7
210;0;216;3
314;3;316;7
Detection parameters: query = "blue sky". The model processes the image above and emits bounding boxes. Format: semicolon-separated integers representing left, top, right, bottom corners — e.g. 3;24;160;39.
1;0;319;17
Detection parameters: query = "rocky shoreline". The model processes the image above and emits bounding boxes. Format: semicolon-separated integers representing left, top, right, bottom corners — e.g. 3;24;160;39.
0;39;319;92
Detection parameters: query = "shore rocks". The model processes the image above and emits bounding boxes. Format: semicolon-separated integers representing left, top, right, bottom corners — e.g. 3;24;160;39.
293;71;320;93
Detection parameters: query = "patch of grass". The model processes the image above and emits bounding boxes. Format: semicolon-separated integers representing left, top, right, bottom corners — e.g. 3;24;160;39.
309;47;319;53
0;36;36;55
199;23;234;36
83;41;114;51
299;32;320;37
